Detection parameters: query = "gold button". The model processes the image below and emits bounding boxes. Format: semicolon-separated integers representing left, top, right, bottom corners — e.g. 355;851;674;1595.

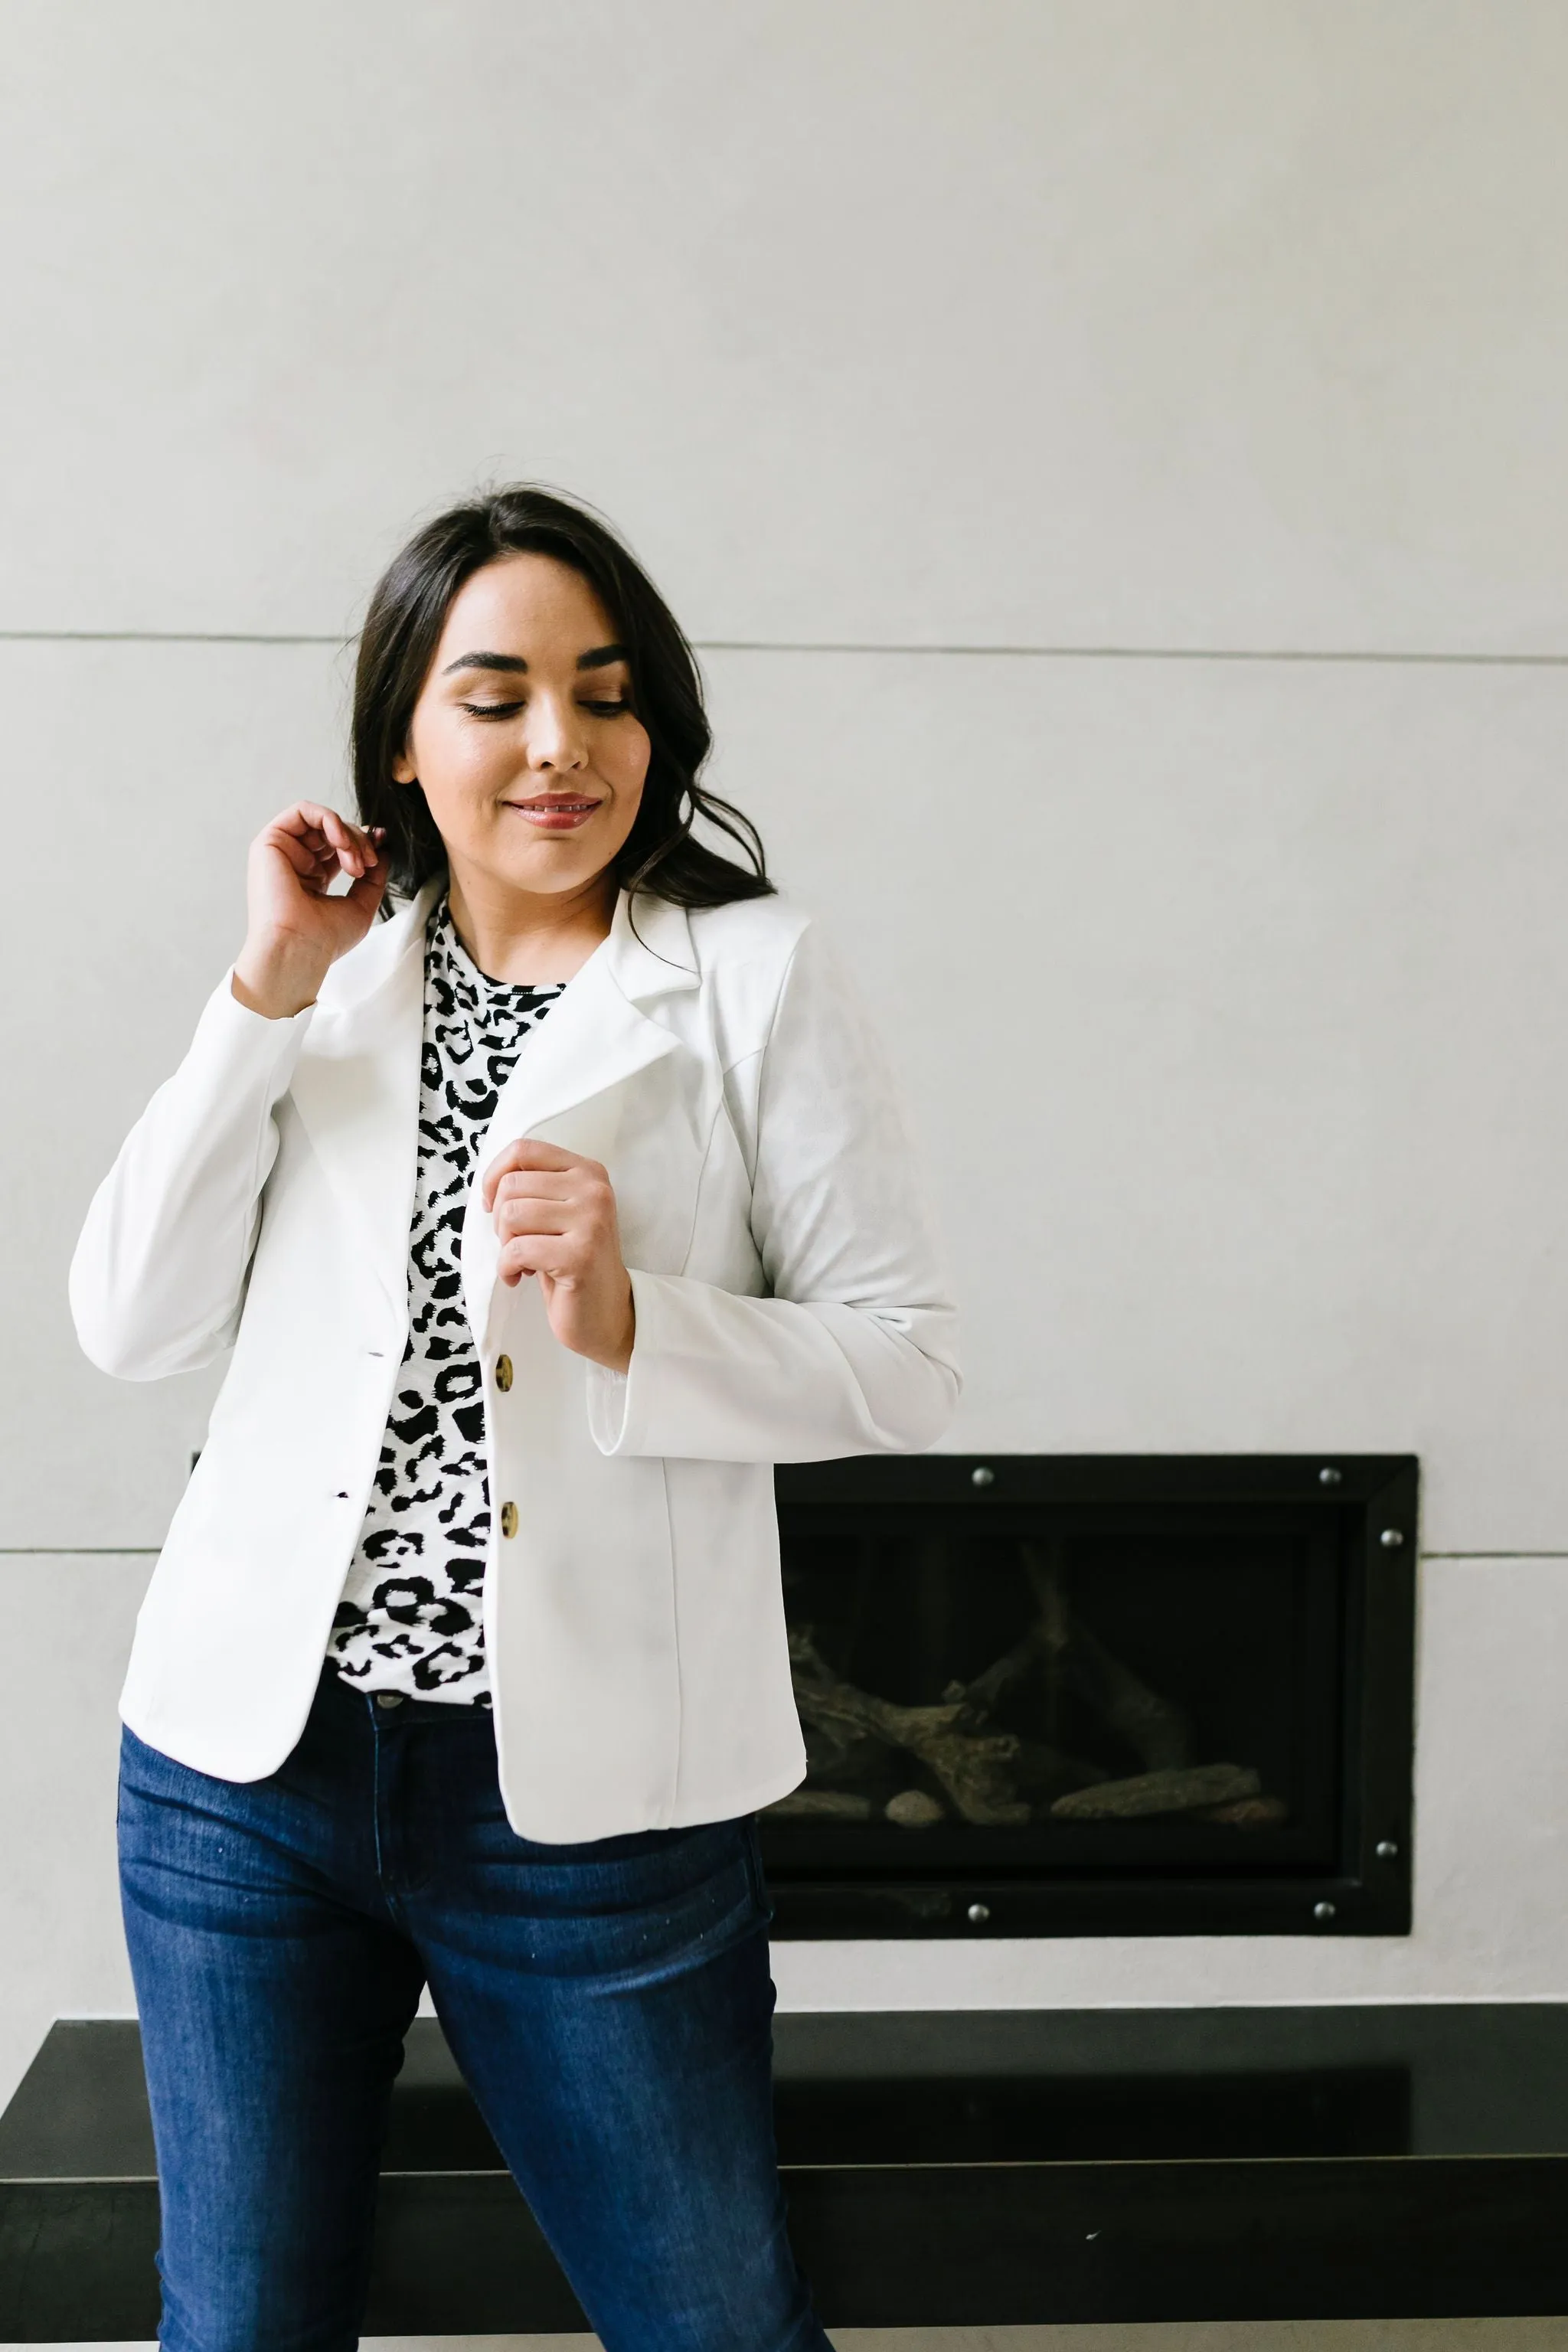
495;1354;513;1393
499;1501;518;1539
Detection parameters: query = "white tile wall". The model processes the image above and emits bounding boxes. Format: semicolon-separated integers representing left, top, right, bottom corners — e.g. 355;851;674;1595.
15;642;1568;1553
0;4;1566;650
1;639;349;1548
707;647;1568;1553
4;0;1568;2081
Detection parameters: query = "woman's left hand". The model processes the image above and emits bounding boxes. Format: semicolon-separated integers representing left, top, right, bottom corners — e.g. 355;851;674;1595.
482;1140;635;1374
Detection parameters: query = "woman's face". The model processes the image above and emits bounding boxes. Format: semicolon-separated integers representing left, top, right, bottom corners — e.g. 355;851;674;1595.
394;554;652;905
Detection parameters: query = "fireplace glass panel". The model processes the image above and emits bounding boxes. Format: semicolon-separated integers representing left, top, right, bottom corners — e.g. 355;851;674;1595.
765;1502;1341;1870
756;1459;1416;1936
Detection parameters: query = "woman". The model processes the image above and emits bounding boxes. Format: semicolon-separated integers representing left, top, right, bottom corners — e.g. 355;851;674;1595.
70;486;959;2352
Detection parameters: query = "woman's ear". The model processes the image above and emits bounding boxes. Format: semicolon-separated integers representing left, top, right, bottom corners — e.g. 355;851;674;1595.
390;747;417;784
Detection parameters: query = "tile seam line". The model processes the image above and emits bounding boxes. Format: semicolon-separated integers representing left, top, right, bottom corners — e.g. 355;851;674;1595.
2;629;1568;666
707;643;1568;667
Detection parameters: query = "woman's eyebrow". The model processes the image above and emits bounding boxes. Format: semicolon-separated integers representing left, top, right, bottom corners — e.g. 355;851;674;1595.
439;645;628;677
442;651;527;677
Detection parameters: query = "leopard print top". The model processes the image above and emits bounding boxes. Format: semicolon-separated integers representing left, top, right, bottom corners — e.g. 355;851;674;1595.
328;898;564;1704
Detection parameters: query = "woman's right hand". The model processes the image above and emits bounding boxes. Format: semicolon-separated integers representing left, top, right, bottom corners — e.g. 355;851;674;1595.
231;803;388;1019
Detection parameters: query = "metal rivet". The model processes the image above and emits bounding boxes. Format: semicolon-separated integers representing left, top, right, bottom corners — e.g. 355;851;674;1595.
500;1501;518;1539
495;1354;514;1393
967;1901;991;1925
1376;1839;1399;1860
1380;1527;1405;1549
971;1466;995;1488
1318;1466;1342;1485
1313;1900;1337;1923
375;1692;403;1710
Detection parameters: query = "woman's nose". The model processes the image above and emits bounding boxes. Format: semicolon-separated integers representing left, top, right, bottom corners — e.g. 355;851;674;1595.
524;693;588;772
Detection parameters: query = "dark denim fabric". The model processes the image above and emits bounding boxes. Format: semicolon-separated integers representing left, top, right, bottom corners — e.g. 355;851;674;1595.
118;1665;831;2352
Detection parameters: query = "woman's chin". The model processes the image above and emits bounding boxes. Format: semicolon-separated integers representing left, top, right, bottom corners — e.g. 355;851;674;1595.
468;842;616;902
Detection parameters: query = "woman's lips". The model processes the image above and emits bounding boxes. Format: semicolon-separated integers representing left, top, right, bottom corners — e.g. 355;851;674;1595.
505;796;603;831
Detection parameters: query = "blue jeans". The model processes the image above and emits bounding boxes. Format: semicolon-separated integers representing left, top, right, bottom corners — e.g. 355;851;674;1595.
118;1664;831;2352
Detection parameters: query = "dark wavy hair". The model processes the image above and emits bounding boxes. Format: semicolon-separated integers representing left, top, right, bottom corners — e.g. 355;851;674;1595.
353;485;773;909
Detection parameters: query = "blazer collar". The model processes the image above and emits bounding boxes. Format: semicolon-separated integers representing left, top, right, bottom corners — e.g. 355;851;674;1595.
292;882;701;1323
287;886;436;1315
457;890;700;1345
313;880;700;1016
604;887;700;1006
315;880;443;1014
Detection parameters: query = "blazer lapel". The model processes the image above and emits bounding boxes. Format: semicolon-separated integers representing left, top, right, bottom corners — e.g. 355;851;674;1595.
289;886;437;1315
461;890;701;1346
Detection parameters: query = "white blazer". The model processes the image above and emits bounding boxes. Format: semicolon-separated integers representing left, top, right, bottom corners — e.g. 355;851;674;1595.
70;883;960;1842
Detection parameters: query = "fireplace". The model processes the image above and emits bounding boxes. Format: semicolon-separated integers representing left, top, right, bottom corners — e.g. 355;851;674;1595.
759;1455;1416;1938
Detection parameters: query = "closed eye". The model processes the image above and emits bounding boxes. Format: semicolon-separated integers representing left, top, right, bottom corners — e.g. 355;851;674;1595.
459;697;630;720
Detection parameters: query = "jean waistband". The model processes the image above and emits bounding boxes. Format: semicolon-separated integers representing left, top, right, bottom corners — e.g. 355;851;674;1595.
318;1660;495;1729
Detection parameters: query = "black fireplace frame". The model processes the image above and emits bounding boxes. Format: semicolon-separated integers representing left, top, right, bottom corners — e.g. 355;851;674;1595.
761;1454;1417;1940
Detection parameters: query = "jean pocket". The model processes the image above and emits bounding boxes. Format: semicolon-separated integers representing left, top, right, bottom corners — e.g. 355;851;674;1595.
741;1813;776;1929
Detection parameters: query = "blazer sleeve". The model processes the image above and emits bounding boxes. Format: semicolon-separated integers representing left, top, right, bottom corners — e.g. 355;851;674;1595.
69;975;315;1380
586;919;961;1462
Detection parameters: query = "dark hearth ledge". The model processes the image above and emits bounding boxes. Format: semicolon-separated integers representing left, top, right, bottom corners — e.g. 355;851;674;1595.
3;2007;1568;2336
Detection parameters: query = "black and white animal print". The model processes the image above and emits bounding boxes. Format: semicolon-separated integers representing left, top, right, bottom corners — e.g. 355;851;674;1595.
330;900;564;1703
